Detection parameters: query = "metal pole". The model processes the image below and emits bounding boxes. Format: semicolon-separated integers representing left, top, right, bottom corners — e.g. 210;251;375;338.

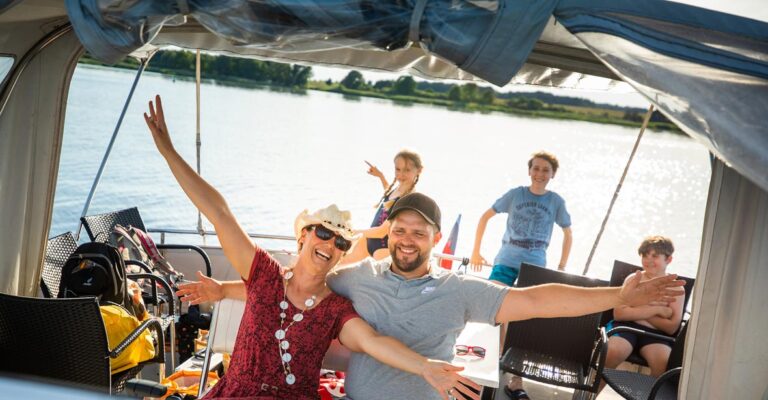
195;49;205;243
76;56;152;240
582;105;655;275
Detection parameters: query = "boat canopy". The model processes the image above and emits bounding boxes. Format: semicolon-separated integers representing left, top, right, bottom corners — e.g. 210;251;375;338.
58;0;768;193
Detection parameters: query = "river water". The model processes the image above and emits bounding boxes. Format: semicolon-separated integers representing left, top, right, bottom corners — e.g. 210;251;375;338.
51;65;711;280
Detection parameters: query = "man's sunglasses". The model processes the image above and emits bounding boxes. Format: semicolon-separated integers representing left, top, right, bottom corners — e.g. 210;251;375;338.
308;225;353;252
454;345;486;358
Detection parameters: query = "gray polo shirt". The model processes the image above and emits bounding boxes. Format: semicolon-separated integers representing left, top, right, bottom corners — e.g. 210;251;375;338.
327;258;508;400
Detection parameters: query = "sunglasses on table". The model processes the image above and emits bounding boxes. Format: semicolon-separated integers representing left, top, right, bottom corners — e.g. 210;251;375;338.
308;224;353;252
454;345;486;358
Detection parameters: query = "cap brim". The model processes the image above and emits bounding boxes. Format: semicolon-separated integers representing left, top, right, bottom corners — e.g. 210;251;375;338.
388;207;440;232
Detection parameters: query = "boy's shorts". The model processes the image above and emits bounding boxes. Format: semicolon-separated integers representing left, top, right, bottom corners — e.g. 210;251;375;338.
488;264;519;286
607;320;673;350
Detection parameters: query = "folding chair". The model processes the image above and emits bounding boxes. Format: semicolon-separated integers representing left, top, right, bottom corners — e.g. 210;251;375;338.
80;206;212;277
40;232;78;298
0;293;165;393
601;323;688;399
500;264;609;399
601;260;695;367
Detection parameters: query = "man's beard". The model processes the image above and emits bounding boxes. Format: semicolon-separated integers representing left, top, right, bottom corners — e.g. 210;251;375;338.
391;246;428;273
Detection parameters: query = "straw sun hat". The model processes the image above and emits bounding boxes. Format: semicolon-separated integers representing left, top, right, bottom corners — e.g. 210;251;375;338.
293;204;360;243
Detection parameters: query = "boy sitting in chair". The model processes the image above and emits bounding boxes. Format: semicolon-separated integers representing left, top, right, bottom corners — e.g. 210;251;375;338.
604;236;685;378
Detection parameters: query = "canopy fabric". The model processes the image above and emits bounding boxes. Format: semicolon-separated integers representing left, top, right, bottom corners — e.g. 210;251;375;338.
65;0;558;86
553;0;768;194
0;28;81;296
685;158;768;400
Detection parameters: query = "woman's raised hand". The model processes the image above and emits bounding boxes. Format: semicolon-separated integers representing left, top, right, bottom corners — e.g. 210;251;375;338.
143;95;175;156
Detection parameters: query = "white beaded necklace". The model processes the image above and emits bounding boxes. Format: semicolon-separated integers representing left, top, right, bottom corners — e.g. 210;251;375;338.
274;269;320;386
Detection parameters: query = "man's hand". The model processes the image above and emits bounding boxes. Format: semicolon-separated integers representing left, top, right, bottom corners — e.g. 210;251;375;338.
619;272;685;307
176;271;224;304
422;360;481;400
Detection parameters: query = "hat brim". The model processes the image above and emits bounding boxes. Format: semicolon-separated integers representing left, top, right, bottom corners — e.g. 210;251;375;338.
294;210;360;242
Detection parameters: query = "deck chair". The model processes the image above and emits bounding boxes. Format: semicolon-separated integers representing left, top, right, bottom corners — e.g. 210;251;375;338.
0;293;165;394
601;323;688;400
601;260;695;367
500;264;610;399
80;206;212;277
40;232;78;298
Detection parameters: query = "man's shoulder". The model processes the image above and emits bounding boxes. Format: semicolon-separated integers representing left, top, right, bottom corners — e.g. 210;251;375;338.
333;257;391;278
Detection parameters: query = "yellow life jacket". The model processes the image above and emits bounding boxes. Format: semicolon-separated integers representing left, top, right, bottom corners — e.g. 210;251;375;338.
100;304;156;374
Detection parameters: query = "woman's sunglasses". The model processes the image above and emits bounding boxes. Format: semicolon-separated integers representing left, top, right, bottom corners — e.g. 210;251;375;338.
454;344;486;358
308;225;353;252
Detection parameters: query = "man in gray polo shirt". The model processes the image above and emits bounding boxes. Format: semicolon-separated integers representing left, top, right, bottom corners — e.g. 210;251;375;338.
327;192;683;400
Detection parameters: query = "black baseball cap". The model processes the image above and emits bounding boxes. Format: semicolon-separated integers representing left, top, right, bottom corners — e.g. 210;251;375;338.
387;192;441;232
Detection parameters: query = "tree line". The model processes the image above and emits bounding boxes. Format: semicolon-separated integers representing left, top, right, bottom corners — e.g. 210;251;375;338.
84;50;312;88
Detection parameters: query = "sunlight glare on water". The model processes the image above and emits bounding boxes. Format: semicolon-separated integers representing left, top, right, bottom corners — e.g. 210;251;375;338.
52;65;711;280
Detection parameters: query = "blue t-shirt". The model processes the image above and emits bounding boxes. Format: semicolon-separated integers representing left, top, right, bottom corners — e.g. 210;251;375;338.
491;186;571;269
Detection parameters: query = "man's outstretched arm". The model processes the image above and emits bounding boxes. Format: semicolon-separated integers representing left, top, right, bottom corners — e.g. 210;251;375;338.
495;272;684;323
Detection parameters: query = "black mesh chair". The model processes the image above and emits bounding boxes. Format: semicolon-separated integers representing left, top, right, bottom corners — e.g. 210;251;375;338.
80;206;212;277
601;323;688;400
40;232;79;298
500;264;610;399
601;260;695;367
0;293;164;393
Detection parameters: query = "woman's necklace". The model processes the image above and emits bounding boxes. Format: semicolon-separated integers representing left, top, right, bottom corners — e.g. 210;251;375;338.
274;269;321;386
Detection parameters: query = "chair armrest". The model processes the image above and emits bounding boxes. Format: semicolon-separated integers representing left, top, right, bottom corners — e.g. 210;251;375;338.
127;273;176;317
156;244;212;277
125;259;153;274
649;367;682;399
606;326;675;345
591;326;609;390
109;318;164;362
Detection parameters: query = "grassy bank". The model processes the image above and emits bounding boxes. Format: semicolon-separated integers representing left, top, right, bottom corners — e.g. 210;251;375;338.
308;81;680;133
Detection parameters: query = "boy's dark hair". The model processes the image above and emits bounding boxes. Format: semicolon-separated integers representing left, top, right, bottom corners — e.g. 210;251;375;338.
638;236;675;258
528;151;559;173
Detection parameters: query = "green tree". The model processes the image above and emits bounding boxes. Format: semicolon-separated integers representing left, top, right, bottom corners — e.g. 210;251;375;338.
479;89;495;105
392;76;416;95
340;70;365;89
461;83;478;102
448;86;462;101
374;80;394;91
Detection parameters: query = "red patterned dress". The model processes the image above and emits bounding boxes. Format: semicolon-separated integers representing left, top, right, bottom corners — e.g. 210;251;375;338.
203;248;359;399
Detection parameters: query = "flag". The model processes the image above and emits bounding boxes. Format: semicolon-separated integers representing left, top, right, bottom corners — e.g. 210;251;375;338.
439;214;461;270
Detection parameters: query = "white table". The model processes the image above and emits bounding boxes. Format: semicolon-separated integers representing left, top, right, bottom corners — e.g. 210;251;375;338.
452;322;500;388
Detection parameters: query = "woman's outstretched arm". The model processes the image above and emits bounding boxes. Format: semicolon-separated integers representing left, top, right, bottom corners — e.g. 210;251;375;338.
339;318;481;400
144;95;255;279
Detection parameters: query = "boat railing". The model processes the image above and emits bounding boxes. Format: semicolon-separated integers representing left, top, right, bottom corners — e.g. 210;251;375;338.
146;227;473;264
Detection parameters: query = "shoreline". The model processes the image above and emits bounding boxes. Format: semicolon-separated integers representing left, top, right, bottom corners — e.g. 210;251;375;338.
78;59;681;134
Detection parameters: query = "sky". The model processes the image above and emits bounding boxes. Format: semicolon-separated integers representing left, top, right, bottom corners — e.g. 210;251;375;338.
310;65;651;109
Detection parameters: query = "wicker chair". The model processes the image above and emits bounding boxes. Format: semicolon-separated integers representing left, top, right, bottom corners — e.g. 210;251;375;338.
601;260;695;367
601;323;688;400
500;263;609;399
0;293;165;393
80;206;212;277
40;232;79;298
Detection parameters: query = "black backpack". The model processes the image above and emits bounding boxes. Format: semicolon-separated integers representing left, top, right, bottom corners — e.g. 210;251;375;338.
58;242;133;314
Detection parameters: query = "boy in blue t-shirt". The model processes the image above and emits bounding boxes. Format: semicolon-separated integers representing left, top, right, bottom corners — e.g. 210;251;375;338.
470;150;572;399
